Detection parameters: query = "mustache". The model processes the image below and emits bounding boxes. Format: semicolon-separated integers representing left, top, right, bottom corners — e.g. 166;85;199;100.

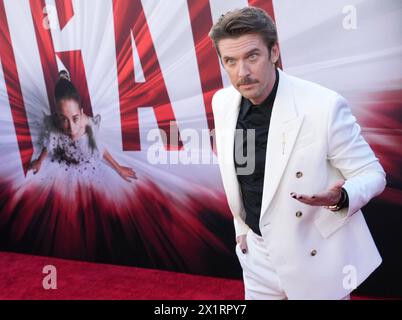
237;77;259;86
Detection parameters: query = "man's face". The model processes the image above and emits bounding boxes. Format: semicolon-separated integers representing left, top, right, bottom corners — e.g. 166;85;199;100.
218;33;279;105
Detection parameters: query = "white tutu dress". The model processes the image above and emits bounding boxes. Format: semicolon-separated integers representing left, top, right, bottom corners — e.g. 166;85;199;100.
25;114;134;201
40;114;105;186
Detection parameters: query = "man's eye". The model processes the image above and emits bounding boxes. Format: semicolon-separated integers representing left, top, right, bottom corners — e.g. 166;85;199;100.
249;54;257;61
226;59;236;66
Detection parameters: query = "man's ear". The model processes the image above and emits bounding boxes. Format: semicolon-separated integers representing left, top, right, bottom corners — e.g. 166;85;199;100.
215;46;224;67
270;43;280;64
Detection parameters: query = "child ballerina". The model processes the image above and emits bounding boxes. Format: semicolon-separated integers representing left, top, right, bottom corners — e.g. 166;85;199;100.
29;70;137;184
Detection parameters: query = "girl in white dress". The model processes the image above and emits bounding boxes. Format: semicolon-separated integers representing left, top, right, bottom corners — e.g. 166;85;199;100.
28;70;137;192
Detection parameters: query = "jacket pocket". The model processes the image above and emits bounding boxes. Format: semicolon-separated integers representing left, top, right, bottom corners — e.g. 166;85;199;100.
314;208;349;238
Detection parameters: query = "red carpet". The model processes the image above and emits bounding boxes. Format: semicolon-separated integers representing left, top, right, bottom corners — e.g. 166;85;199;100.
0;251;386;300
0;251;244;300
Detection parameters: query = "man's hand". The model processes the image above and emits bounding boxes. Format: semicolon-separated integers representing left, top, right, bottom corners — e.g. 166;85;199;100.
236;234;248;254
290;179;345;208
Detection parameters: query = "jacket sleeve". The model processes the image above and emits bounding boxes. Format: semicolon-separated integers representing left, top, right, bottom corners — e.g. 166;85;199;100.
234;216;250;237
326;95;386;219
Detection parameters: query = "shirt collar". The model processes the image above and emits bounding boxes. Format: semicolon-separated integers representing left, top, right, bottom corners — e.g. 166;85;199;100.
239;68;279;119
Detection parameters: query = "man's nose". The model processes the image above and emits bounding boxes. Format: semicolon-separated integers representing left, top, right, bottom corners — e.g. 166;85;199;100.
237;61;250;78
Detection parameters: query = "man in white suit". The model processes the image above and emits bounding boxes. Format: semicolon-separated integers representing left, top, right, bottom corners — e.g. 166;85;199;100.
209;7;386;300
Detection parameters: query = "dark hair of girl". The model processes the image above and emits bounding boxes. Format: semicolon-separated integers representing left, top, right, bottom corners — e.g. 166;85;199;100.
54;70;81;106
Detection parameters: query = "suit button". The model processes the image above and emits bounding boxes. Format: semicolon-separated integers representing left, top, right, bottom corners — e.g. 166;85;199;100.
296;211;302;218
310;250;317;256
296;171;303;178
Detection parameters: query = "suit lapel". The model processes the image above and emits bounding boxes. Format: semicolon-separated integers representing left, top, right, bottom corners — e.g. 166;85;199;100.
260;71;304;221
219;89;243;216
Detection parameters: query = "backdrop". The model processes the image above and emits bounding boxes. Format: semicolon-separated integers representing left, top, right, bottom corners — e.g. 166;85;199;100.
0;0;401;297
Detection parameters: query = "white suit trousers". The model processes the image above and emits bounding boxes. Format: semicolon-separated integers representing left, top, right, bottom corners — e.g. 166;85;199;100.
235;229;351;300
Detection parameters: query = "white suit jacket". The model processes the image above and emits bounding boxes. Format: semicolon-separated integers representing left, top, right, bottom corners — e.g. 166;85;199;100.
212;69;386;299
